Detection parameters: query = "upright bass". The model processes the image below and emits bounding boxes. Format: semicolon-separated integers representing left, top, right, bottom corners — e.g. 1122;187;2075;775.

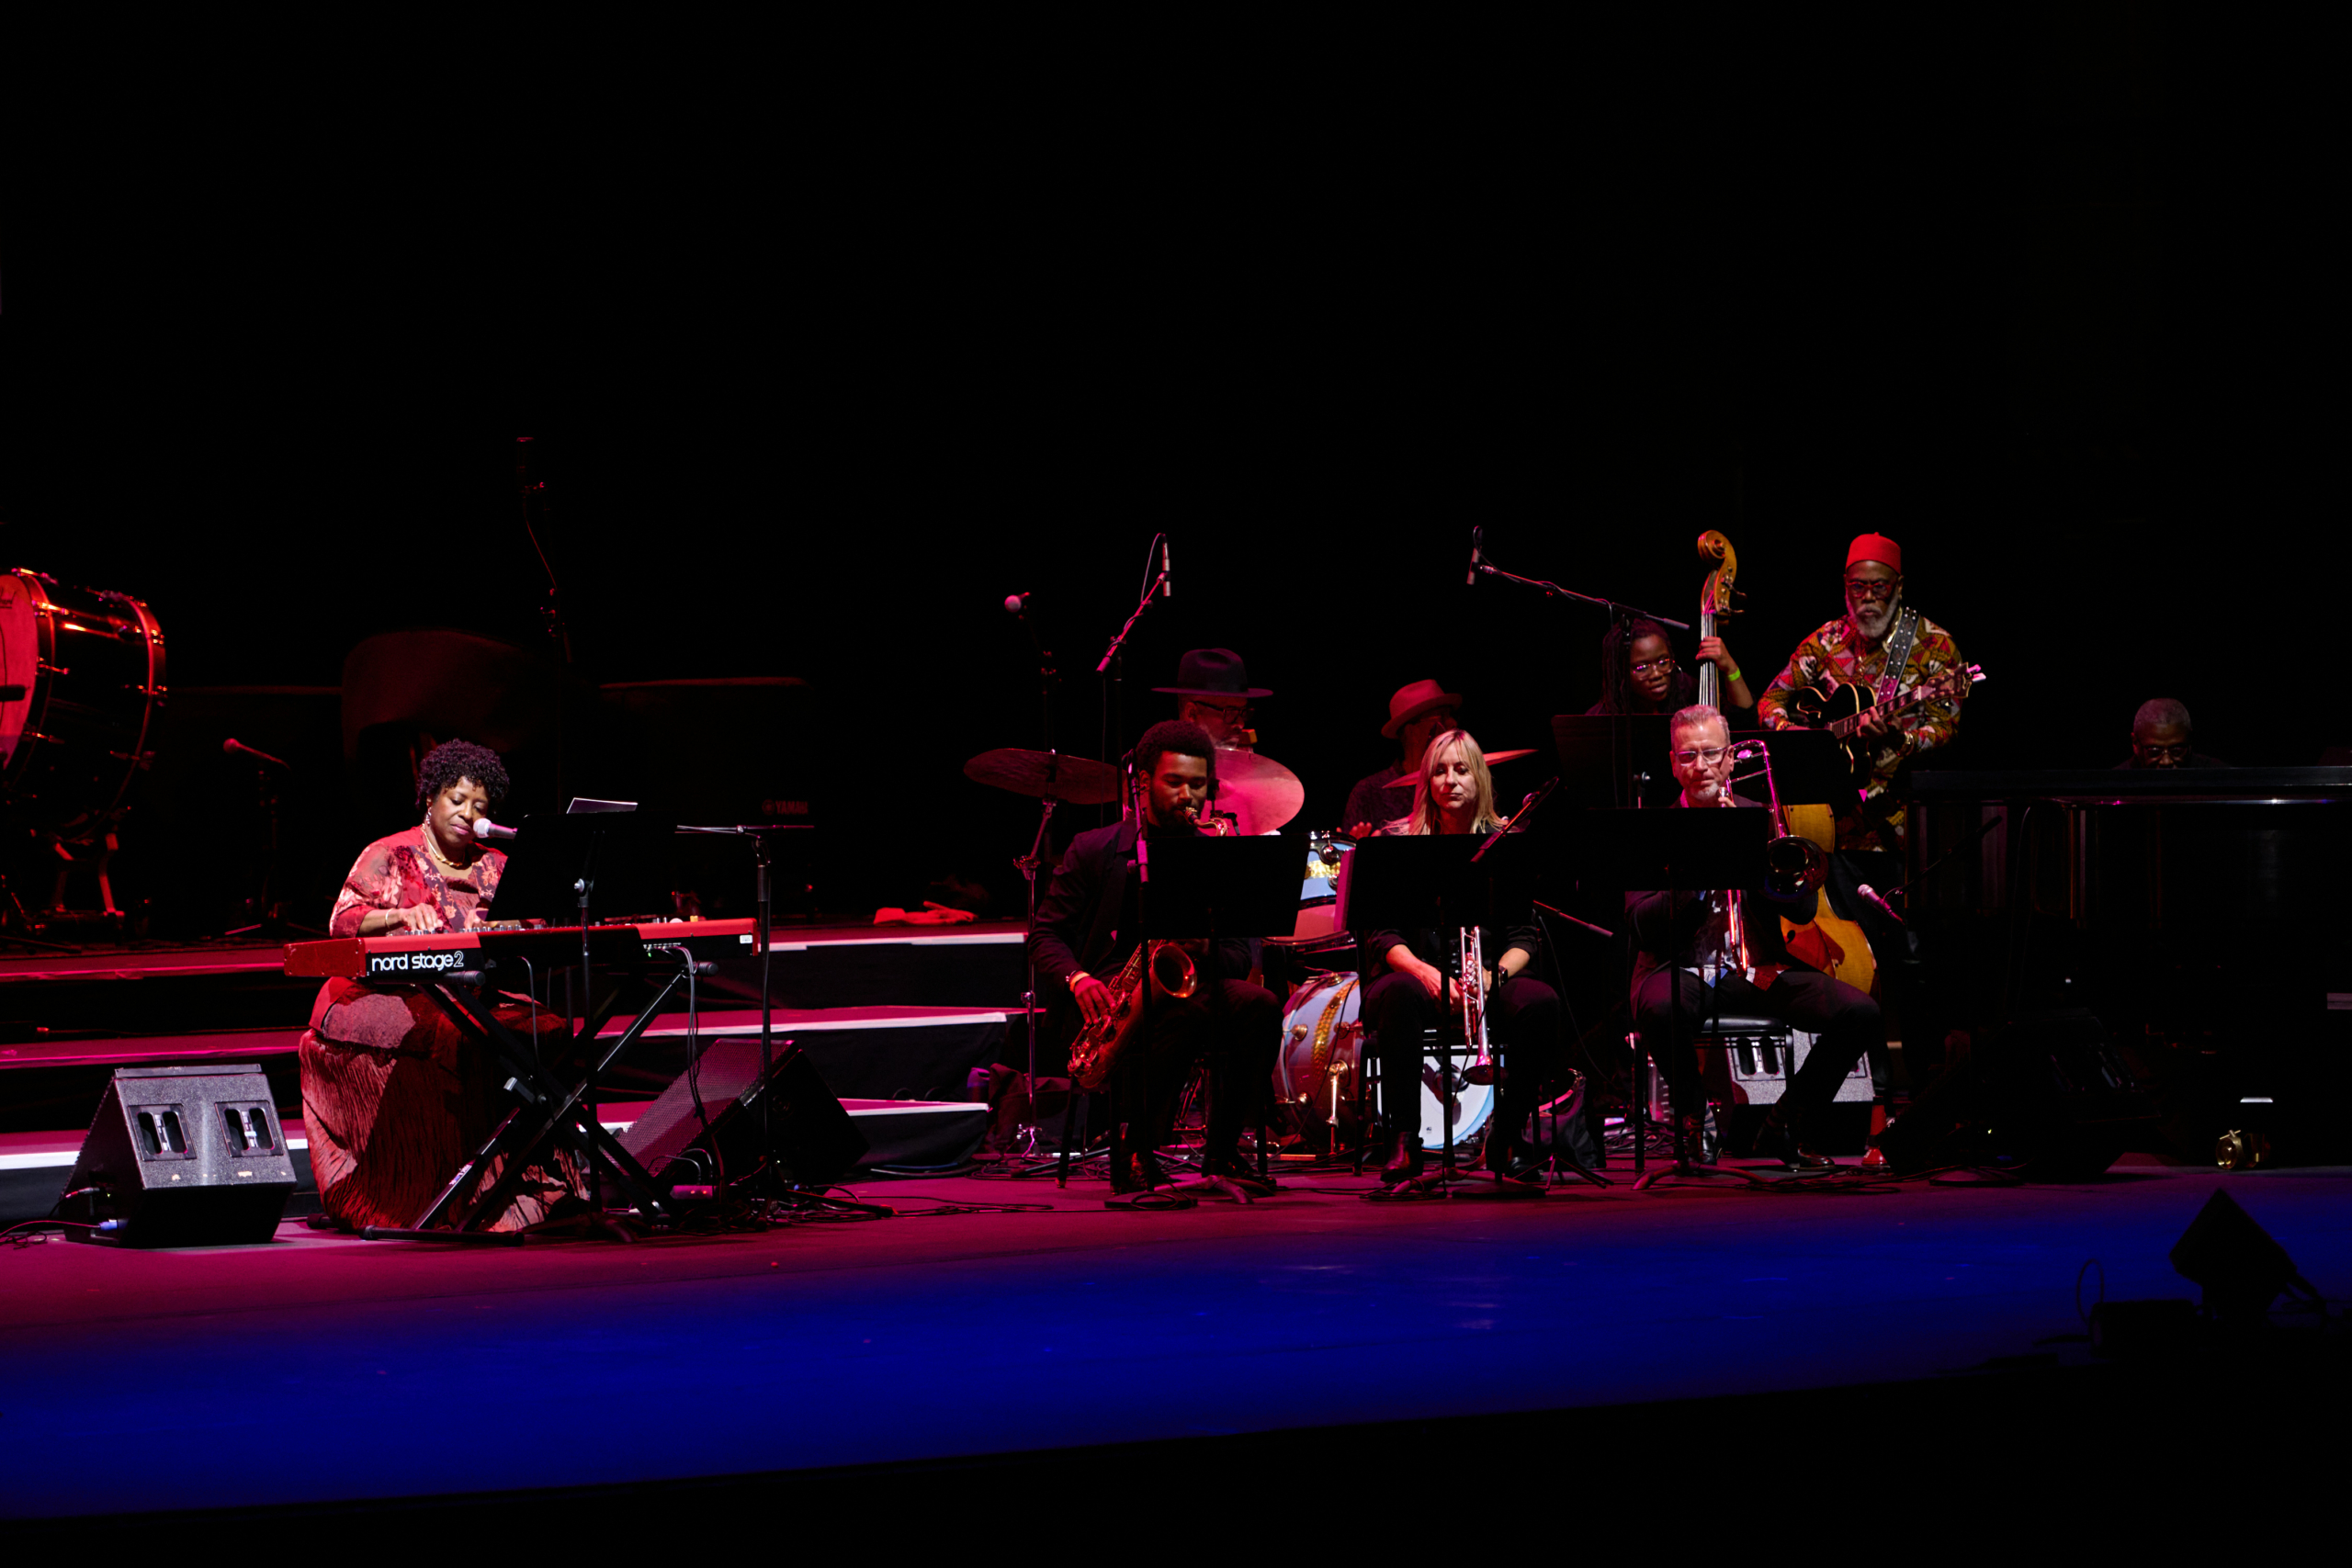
1693;531;1877;998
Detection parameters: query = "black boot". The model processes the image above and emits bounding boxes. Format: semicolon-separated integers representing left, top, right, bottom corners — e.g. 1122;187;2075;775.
1381;1126;1425;1185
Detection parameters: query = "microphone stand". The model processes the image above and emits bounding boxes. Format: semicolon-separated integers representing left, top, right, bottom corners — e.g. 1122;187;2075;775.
1095;550;1171;828
1470;536;1690;632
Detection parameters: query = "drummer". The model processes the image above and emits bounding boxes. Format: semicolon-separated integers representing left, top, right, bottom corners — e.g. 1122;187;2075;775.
1155;648;1271;750
1343;679;1461;840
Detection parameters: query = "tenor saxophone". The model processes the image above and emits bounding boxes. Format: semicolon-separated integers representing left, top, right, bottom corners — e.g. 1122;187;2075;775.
1068;941;1198;1091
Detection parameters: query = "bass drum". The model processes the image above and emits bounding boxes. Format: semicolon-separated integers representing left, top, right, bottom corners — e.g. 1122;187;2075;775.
1274;970;1491;1154
0;570;166;844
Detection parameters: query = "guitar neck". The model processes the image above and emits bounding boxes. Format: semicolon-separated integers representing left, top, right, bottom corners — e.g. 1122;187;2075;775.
1826;666;1977;738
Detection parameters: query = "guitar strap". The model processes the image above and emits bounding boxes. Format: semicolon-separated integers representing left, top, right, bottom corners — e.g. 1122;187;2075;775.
1873;607;1920;702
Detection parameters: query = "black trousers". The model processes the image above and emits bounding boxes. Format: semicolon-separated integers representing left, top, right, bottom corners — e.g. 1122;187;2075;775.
1633;966;1880;1124
1364;970;1562;1147
1109;977;1279;1152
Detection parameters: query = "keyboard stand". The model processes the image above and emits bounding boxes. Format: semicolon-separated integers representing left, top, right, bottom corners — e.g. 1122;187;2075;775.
383;962;691;1236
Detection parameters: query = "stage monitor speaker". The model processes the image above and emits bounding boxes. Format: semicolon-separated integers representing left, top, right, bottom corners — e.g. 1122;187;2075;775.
618;1037;868;1192
60;1066;298;1246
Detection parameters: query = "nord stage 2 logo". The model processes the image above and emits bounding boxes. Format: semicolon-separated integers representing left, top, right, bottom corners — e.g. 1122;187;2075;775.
367;948;476;976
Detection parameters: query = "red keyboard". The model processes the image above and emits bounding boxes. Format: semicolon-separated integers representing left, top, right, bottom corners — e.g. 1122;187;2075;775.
283;919;760;980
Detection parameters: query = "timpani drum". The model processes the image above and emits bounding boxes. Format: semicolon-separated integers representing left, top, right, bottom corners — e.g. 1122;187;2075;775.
0;569;166;843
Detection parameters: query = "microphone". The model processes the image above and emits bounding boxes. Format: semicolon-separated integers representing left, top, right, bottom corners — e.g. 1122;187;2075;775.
469;818;520;843
1160;540;1171;598
1466;526;1482;587
223;738;289;770
1003;592;1033;615
1856;883;1905;926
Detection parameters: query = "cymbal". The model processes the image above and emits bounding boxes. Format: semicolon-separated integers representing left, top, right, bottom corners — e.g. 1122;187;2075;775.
1214;748;1305;836
963;748;1122;806
1484;748;1538;765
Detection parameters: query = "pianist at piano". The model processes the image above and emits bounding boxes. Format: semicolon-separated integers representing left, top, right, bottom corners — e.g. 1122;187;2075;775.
298;740;583;1232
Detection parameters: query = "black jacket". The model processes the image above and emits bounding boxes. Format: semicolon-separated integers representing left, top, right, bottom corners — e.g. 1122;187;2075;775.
1028;818;1254;1045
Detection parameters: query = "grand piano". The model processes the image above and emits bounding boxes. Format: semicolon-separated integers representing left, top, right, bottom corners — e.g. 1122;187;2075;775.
1903;767;2352;1163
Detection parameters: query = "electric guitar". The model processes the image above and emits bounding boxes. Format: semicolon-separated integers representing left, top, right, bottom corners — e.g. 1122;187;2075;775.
1781;660;1984;784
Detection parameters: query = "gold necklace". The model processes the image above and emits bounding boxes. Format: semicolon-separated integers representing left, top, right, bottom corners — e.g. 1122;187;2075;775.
420;823;469;875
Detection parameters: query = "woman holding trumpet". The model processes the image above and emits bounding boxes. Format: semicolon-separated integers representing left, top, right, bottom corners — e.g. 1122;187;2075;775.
1361;729;1562;1189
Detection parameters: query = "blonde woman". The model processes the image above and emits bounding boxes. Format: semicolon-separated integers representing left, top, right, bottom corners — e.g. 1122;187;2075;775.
1363;730;1561;1187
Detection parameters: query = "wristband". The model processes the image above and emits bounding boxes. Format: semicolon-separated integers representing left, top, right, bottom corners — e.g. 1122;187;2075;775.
1724;666;1743;683
1068;971;1092;992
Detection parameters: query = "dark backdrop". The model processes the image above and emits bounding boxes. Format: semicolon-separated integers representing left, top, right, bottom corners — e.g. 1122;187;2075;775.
1;8;2331;925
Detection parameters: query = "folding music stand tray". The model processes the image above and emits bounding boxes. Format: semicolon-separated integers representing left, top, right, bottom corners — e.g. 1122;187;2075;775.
1344;834;1543;1195
371;807;689;1240
1555;809;1774;1190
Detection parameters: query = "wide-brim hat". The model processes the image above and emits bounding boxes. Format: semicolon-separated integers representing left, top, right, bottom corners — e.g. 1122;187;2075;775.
1154;648;1272;699
1381;679;1464;739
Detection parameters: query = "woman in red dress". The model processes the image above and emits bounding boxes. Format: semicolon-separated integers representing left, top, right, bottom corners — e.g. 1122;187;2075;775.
300;740;579;1230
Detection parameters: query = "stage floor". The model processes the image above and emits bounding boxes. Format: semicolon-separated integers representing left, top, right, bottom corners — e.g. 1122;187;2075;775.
5;1159;2348;1523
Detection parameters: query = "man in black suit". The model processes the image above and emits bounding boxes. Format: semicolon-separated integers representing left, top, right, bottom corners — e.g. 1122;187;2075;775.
1028;720;1281;1192
1628;705;1883;1168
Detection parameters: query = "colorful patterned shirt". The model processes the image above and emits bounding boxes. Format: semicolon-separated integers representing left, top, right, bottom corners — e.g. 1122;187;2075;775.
327;826;507;936
1758;608;1968;850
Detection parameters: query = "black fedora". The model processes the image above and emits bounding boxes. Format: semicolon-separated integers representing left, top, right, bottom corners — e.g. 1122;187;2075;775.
1153;648;1272;699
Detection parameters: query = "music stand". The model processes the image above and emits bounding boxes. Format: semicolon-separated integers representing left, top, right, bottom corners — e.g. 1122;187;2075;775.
1551;715;1676;811
1552;809;1775;1190
1731;728;1849;807
1146;834;1299;1195
1344;834;1544;1195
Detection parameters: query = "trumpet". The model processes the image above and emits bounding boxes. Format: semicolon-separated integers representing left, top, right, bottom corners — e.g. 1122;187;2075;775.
1459;925;1499;1087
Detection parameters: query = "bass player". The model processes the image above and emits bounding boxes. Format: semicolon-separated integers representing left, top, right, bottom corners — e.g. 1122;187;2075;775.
1757;533;1970;854
1027;720;1282;1193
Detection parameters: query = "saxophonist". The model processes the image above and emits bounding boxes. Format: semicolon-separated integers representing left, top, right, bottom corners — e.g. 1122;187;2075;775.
1028;721;1282;1193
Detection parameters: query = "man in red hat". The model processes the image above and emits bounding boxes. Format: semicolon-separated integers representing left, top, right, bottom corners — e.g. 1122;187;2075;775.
1757;533;1970;852
1343;679;1463;839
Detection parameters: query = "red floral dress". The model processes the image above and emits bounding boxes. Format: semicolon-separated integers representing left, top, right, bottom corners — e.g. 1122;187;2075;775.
300;827;579;1231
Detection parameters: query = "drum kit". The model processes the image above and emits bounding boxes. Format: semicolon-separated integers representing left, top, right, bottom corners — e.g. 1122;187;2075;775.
1;568;167;937
965;733;1551;1164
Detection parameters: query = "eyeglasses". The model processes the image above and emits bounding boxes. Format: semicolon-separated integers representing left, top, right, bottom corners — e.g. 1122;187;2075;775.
2136;742;2192;761
1629;656;1678;677
1843;578;1901;600
1669;746;1731;765
1190;699;1251;719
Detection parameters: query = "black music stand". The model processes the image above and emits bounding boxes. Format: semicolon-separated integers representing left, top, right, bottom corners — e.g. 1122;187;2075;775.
1731;728;1850;807
1146;834;1298;1197
1552;715;1676;811
1344;834;1544;1196
1556;809;1774;1190
373;807;687;1241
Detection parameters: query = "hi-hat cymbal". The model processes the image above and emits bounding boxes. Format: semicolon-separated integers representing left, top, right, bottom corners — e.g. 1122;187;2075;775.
1214;748;1305;835
963;748;1122;806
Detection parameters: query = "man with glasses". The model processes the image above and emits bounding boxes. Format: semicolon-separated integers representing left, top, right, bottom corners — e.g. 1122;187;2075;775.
1757;533;1969;852
1155;649;1270;750
2120;698;2224;770
1629;704;1882;1168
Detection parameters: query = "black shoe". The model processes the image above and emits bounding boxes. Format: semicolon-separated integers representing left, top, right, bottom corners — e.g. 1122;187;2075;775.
1677;1112;1719;1167
1381;1134;1425;1185
1112;1149;1171;1193
1201;1147;1272;1187
1755;1112;1835;1170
